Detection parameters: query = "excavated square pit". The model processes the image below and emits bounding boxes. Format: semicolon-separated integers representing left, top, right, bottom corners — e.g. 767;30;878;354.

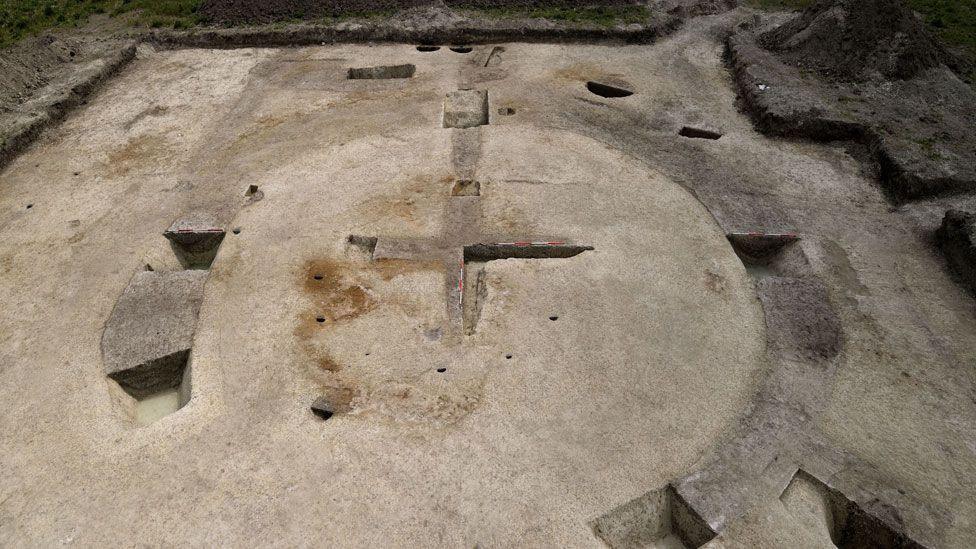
727;232;805;279
111;352;193;426
781;470;924;549
443;89;489;128
347;64;416;79
590;485;716;548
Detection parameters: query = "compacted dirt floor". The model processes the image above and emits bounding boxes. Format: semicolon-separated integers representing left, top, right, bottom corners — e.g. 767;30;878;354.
0;12;974;548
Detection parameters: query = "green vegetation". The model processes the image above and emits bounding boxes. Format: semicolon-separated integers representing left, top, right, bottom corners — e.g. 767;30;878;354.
0;0;971;62
744;0;976;61
911;0;976;60
0;0;202;47
465;5;652;27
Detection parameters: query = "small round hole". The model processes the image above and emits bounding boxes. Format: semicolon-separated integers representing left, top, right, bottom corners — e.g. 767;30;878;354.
417;45;440;52
73;172;80;176
505;354;513;360
316;316;326;323
365;352;370;356
26;204;33;209
313;274;323;280
549;316;559;321
450;46;473;53
436;367;447;373
232;228;241;235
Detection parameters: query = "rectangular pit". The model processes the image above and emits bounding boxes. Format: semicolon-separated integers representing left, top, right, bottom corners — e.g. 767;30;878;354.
679;126;723;140
443;89;489;129
164;212;226;270
727;231;806;279
591;485;717;549
781;470;925;549
347;64;416;79
110;350;193;426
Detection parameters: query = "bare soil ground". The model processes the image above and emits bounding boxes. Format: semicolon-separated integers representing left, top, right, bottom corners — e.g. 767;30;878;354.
0;1;975;547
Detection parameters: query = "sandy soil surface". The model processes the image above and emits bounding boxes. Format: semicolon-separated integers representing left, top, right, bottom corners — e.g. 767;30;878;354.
0;9;974;549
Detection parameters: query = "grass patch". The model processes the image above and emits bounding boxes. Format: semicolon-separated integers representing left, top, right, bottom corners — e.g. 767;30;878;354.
911;0;976;60
468;5;652;27
0;0;971;67
0;0;202;47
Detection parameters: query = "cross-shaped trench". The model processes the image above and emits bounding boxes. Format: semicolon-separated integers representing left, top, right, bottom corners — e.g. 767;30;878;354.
352;190;592;338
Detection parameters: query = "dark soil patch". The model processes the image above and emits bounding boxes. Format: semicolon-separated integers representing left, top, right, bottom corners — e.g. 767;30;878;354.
347;63;416;79
759;0;969;81
936;209;976;293
679;126;722;139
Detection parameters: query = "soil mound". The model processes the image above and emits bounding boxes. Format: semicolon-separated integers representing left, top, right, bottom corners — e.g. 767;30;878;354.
1;33;104;111
200;0;640;25
759;0;959;81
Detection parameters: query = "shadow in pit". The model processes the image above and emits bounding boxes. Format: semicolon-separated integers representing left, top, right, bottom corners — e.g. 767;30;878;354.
163;212;227;270
728;232;842;362
109;351;193;426
347;64;416;79
781;470;927;549
591;484;716;549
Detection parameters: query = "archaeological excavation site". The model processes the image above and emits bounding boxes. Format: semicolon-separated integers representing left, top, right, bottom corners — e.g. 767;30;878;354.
1;0;975;546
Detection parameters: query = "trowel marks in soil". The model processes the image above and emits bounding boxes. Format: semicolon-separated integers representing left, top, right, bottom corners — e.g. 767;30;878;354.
586;81;634;98
781;470;925;548
347;64;416;79
591;484;716;548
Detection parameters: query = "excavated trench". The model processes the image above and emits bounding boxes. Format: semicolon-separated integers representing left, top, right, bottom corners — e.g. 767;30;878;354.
347;64;416;79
